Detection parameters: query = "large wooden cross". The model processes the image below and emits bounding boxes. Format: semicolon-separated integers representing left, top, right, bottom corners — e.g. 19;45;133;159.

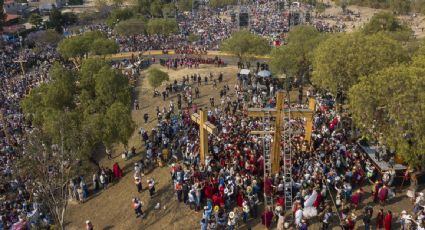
247;91;316;174
191;109;218;164
13;59;27;75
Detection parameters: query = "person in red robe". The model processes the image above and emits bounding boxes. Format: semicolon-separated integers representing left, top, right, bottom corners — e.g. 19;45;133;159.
236;191;244;207
261;207;273;229
376;209;384;229
113;162;123;179
384;210;392;230
264;176;273;197
351;189;362;208
378;185;389;205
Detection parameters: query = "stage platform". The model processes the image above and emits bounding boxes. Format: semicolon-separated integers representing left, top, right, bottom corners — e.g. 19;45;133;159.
358;144;407;173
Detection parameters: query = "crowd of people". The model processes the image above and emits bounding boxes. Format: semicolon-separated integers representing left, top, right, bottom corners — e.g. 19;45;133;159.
130;63;425;230
0;43;61;228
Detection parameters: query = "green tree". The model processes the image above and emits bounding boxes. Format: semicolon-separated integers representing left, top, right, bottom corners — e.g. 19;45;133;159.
270;25;328;81
90;38;119;56
104;102;135;147
114;18;146;36
135;0;151;16
58;31;115;67
221;30;271;61
146;18;179;35
106;8;134;27
150;0;163;17
177;0;192;12
389;0;411;14
162;3;176;18
21;58;134;159
312;32;409;95
209;0;237;9
147;68;170;88
94;67;131;109
362;12;412;41
349;65;425;167
29;13;43;27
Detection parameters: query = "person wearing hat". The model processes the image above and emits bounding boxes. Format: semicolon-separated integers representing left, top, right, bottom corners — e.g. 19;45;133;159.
227;211;236;230
148;178;155;198
85;220;94;230
135;177;142;193
242;201;250;223
132;198;143;218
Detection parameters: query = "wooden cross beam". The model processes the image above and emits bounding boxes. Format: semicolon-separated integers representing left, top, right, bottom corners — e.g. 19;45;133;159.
191;109;218;165
247;91;316;174
13;59;27;75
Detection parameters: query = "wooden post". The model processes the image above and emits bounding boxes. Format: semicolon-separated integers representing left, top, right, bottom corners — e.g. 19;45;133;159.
272;91;284;174
191;109;218;165
199;109;208;164
305;97;316;144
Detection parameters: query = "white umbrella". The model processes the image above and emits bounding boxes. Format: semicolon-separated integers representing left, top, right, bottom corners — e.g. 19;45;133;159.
257;70;271;77
240;69;250;75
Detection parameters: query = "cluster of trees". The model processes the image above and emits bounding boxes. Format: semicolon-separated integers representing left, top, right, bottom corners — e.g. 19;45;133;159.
58;31;118;67
340;0;425;14
106;6;179;35
268;12;425;167
20;59;135;228
221;30;271;61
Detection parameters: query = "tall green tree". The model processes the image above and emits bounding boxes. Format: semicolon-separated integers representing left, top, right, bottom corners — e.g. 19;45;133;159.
146;18;179;35
362;12;412;41
312;32;408;95
58;32;116;67
114;18;146;36
177;0;192;11
104;102;135;147
270;25;328;81
147;68;169;88
221;30;271;61
106;8;134;27
21;59;134;159
349;65;425;167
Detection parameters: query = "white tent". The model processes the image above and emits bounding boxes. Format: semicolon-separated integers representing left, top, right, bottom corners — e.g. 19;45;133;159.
257;70;271;77
240;69;250;75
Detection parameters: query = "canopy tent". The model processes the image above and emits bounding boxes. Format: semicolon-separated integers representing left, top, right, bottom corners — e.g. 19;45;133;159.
257;70;271;77
240;69;250;75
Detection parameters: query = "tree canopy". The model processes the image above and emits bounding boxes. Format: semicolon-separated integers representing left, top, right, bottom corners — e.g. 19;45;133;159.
21;59;134;159
362;12;412;41
106;8;134;27
147;68;170;88
114;18;146;36
349;64;425;167
58;31;118;66
311;32;409;95
221;30;271;61
146;18;179;35
270;25;328;81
